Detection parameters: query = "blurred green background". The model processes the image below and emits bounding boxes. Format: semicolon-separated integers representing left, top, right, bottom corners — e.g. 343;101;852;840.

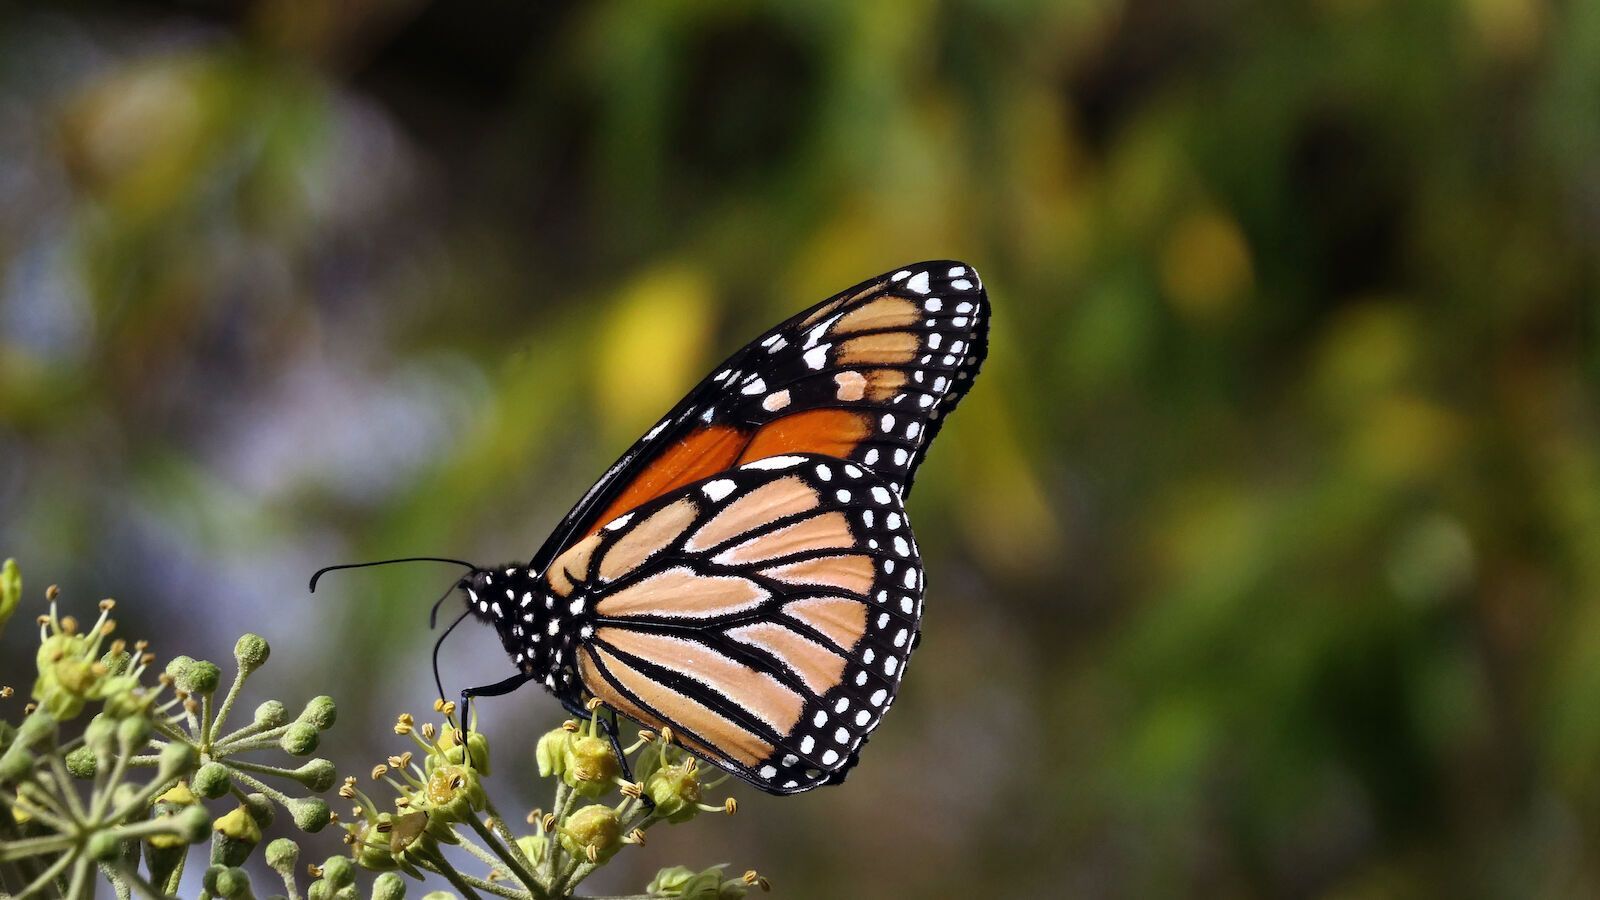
2;0;1598;896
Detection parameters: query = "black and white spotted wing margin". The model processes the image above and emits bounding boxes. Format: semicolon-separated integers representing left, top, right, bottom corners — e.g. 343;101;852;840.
550;453;925;794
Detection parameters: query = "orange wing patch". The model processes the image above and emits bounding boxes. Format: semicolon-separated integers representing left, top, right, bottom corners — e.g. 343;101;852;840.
833;296;920;335
586;425;747;536
738;409;871;464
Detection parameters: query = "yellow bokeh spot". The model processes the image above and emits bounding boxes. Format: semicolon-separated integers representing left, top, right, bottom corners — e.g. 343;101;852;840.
1159;210;1254;323
1348;394;1462;485
593;266;714;445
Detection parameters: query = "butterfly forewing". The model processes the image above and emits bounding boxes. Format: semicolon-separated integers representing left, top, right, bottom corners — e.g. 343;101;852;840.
529;261;987;573
543;453;925;794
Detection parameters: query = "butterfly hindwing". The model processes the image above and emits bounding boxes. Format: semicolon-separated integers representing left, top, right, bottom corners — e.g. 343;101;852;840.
529;261;987;573
542;453;925;794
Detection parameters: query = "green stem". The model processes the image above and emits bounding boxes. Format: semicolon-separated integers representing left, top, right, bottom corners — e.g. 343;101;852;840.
465;814;546;899
220;767;293;807
11;841;74;900
419;849;487;900
0;832;75;861
208;669;248;743
210;715;279;749
45;753;88;822
91;742;134;821
210;725;292;755
543;782;572;886
199;695;214;746
221;757;303;780
63;853;93;900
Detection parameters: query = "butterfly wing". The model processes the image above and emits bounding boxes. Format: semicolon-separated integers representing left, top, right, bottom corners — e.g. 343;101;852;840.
530;260;987;574
540;453;925;794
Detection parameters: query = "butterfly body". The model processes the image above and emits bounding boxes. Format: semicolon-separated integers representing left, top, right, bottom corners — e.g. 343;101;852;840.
449;261;988;795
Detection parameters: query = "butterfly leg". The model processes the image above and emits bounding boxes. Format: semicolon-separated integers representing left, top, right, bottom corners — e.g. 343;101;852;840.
457;673;534;765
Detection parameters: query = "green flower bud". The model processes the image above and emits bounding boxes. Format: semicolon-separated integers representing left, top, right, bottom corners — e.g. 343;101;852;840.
211;805;263;867
309;882;333;900
299;696;337;730
99;646;132;676
213;866;255;899
176;804;213;844
0;745;35;783
559;804;624;864
535;726;573;778
65;744;98;778
281;722;320;756
164;655;196;684
423;764;485;821
351;814;400;872
287;797;332;832
0;558;20;639
158;738;198;778
242;792;274;829
645;865;753;899
193;761;231;798
178;659;222;697
420;893;458;900
101;679;151;718
54;657;101;696
645;761;703;823
440;727;490;775
291;758;337;792
86;830;124;862
84;713;118;755
254;699;287;728
116;713;151;750
234;634;270;673
39;673;88;718
563;735;620;798
265;837;300;872
320;855;356;888
371;872;407;900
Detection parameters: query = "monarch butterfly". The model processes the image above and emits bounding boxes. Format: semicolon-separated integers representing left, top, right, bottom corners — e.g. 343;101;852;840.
316;261;988;794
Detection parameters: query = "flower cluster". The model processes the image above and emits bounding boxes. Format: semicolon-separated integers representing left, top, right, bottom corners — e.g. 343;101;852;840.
0;561;343;898
337;699;769;899
0;560;770;899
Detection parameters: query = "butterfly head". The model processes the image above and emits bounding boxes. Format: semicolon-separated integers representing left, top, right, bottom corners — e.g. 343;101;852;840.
459;564;584;697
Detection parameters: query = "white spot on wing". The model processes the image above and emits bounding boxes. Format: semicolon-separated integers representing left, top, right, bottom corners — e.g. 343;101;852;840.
742;455;806;471
906;271;931;294
702;479;737;502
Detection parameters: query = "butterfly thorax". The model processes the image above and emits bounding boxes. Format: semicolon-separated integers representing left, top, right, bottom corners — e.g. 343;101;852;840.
461;565;586;700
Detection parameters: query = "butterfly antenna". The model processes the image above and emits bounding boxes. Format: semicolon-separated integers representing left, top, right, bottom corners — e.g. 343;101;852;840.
433;607;472;710
308;557;477;593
